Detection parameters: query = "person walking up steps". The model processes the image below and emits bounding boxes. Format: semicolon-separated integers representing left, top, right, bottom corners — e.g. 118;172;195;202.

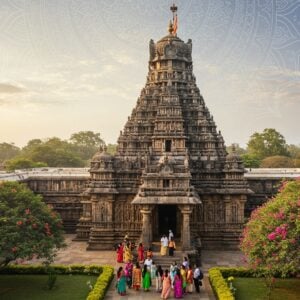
156;265;163;292
168;238;176;256
160;234;168;256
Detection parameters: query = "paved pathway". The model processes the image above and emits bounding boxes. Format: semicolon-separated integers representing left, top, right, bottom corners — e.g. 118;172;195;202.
25;235;244;300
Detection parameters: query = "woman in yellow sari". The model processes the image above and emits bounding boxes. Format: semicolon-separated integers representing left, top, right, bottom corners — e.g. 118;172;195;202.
123;242;133;263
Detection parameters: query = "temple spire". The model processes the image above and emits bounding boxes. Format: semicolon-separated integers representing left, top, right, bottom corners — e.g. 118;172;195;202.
170;3;178;36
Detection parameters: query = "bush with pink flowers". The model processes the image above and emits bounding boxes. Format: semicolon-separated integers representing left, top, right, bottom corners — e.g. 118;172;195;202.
240;180;300;277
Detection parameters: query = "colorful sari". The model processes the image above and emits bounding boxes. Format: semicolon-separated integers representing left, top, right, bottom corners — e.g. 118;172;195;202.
132;267;142;290
174;275;183;298
117;271;127;295
138;245;144;262
186;269;193;293
116;245;124;263
125;262;133;288
124;245;132;263
142;269;151;291
161;275;171;299
180;268;187;289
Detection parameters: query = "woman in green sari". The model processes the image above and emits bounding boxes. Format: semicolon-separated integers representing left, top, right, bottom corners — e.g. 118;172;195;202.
142;264;151;291
117;266;127;296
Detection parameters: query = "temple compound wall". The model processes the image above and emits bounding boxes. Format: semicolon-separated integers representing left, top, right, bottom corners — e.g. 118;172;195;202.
17;168;297;250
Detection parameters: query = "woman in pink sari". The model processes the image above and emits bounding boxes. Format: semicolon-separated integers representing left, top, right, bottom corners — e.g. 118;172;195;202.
173;269;183;298
161;269;171;299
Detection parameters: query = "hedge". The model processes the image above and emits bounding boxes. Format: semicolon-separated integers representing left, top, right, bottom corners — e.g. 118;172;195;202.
0;264;114;300
208;267;296;300
209;267;234;300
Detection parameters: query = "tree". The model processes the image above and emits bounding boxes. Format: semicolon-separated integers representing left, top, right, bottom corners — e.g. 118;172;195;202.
260;156;295;168
0;182;65;266
106;143;117;155
287;144;300;159
241;154;261;168
0;142;20;162
240;180;300;278
247;128;289;159
5;158;47;171
70;131;105;161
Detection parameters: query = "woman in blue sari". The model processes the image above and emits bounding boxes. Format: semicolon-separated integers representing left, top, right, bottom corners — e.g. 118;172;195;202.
117;266;127;296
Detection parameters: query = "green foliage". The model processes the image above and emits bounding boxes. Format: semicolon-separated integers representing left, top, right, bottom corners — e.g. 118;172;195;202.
209;267;234;300
247;128;289;159
287;144;300;159
241;153;261;168
70;131;105;161
0;264;112;300
5;157;47;171
260;156;295;168
0;182;65;266
86;265;114;300
0;142;20;162
240;180;300;277
106;143;117;155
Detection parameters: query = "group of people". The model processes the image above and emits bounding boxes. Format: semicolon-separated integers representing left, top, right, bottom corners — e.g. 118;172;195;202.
115;233;203;298
160;230;176;256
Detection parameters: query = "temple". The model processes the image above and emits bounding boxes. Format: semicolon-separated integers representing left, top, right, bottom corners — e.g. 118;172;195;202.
76;9;252;250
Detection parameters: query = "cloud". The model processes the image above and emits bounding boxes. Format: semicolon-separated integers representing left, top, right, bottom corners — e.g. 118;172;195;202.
0;83;24;94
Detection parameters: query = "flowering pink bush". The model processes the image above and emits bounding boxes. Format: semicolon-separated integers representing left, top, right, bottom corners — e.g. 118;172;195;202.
240;180;300;277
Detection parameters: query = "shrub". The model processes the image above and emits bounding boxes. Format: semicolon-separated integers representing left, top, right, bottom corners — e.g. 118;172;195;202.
209;267;234;300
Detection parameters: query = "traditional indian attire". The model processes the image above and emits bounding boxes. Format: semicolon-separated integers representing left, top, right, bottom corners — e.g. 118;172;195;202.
174;274;183;298
124;244;133;263
116;244;124;263
186;269;194;293
132;266;142;290
138;244;144;262
125;262;133;288
156;268;163;292
161;274;171;299
160;236;168;256
150;264;157;281
168;240;176;256
180;268;187;291
170;264;177;288
117;270;127;295
142;268;151;291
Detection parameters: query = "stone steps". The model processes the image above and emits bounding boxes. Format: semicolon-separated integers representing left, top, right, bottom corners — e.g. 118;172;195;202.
152;251;184;270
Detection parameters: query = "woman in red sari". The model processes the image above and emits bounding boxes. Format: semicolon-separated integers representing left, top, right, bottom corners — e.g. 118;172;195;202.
116;243;124;263
137;243;144;262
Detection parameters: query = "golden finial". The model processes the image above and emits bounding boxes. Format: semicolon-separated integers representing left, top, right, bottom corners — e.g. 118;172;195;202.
170;3;178;36
168;20;174;34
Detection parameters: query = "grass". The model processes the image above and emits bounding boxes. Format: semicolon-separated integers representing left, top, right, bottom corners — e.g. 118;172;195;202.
234;277;300;300
0;274;98;300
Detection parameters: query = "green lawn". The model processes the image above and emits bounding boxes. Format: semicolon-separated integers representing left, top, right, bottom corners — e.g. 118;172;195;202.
0;274;98;300
234;277;300;300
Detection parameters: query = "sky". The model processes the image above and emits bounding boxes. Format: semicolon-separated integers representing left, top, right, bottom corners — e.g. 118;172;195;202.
0;0;299;148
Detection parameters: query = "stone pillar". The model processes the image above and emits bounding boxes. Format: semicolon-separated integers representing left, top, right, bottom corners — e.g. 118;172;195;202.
140;205;153;248
224;195;231;223
180;205;193;250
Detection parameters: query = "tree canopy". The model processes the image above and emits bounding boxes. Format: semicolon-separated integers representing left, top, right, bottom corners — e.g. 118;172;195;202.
247;128;289;159
0;143;20;162
0;182;65;266
240;180;300;277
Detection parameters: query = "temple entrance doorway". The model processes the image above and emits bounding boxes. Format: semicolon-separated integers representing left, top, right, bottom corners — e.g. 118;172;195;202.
153;205;180;239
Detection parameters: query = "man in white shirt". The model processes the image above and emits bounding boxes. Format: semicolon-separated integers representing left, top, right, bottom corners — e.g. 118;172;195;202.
160;234;169;256
168;229;174;241
193;264;203;293
144;257;153;269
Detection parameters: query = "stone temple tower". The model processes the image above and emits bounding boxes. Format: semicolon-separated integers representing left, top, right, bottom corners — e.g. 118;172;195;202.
77;7;251;250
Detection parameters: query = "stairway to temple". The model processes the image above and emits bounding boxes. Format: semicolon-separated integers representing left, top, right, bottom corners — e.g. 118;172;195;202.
151;240;184;270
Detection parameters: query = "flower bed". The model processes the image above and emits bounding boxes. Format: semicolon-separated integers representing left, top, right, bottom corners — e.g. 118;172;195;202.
0;264;114;300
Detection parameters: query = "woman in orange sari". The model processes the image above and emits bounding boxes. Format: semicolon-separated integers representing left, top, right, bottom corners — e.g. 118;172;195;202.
161;269;171;299
186;265;194;293
132;262;142;291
